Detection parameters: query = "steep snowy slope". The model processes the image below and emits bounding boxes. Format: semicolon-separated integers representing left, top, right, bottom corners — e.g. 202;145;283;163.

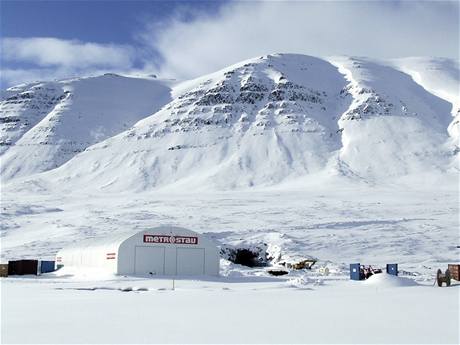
390;57;459;166
2;54;456;192
0;74;172;180
390;57;459;115
36;54;352;191
0;82;68;155
329;57;453;180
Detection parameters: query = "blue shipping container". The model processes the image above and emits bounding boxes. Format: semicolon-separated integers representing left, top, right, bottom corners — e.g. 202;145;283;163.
40;261;56;273
350;263;361;280
386;263;398;276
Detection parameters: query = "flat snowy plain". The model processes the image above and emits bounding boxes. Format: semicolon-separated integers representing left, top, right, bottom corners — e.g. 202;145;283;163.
1;180;459;344
2;274;459;344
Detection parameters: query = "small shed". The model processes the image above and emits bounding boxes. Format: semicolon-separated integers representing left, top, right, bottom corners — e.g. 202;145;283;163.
386;263;398;276
56;226;220;276
8;260;39;275
350;263;362;281
40;261;56;274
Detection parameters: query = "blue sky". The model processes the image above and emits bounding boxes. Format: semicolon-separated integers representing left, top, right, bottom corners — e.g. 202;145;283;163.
1;0;458;87
1;1;225;45
1;0;226;84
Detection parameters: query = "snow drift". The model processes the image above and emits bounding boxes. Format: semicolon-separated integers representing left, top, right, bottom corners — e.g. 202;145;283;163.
363;273;419;287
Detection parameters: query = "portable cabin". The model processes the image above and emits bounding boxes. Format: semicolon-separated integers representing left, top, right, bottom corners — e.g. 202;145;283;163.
350;263;363;280
8;260;39;275
56;226;220;276
386;263;398;276
40;261;56;274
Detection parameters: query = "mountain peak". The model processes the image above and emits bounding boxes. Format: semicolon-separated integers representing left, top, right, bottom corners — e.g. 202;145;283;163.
1;54;458;191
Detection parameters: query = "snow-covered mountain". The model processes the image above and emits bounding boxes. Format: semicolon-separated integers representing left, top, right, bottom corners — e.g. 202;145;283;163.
1;54;458;191
330;56;454;181
0;74;172;180
389;57;460;169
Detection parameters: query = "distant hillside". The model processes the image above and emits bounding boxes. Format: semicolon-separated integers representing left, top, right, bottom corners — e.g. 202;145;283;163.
1;54;458;191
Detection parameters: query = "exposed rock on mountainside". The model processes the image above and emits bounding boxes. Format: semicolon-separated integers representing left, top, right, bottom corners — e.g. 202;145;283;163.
329;57;453;179
0;74;172;180
1;54;458;191
0;82;69;154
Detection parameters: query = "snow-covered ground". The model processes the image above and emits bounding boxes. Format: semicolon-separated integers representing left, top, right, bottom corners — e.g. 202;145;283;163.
1;183;459;343
2;184;458;275
2;273;459;344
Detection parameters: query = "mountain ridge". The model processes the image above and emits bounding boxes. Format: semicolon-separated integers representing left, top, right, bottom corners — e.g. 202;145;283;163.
1;53;458;191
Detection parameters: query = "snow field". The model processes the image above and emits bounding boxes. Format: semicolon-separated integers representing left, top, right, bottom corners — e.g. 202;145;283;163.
1;275;459;344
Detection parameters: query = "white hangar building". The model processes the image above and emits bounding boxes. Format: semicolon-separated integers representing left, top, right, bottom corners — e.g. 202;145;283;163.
56;226;220;276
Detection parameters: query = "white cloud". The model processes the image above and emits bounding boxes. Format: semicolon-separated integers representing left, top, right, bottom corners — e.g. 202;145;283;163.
2;37;135;68
1;68;64;86
0;67;116;87
148;1;459;79
1;1;458;88
0;37;143;87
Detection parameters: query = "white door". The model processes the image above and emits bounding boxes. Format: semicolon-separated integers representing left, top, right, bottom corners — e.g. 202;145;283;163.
134;246;165;275
176;248;205;275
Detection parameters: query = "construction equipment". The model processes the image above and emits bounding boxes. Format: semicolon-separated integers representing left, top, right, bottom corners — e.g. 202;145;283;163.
436;268;451;287
286;259;316;270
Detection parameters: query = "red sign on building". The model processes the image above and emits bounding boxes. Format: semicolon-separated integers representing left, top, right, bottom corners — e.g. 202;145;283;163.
143;234;198;245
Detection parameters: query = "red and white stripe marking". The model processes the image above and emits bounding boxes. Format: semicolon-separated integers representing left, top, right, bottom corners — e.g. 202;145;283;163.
106;253;116;260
